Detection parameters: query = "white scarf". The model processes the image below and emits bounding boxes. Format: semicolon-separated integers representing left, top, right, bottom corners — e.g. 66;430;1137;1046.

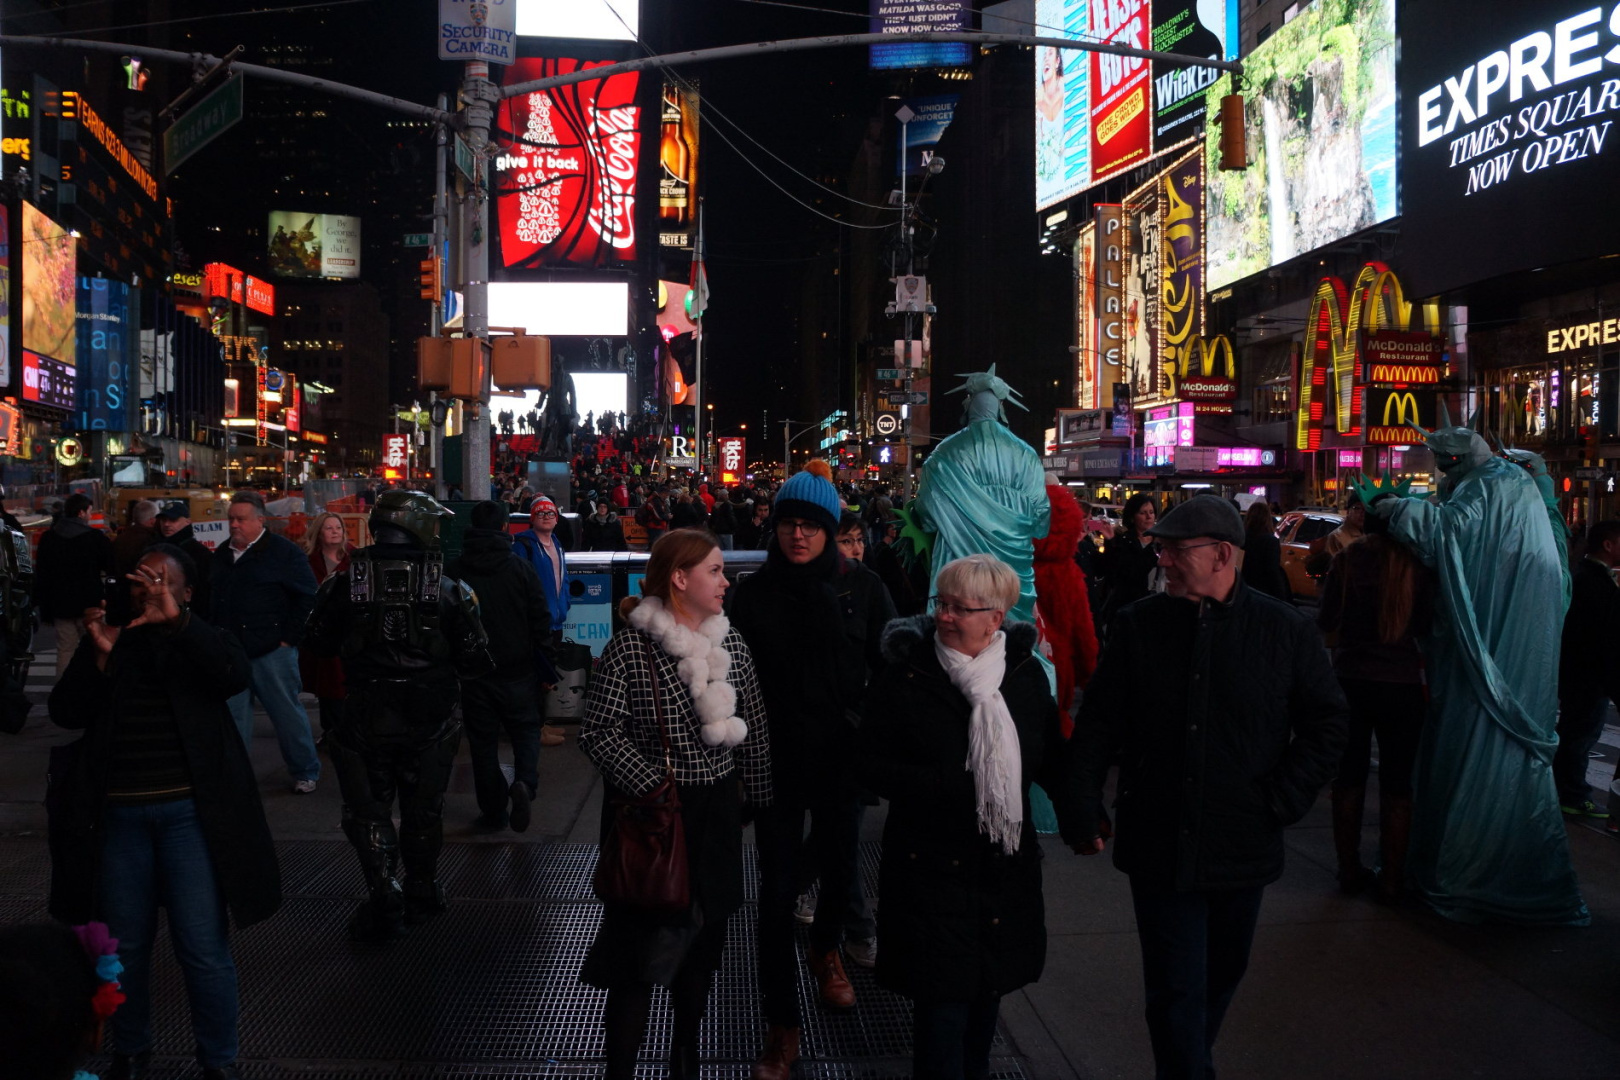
627;596;748;747
934;630;1023;854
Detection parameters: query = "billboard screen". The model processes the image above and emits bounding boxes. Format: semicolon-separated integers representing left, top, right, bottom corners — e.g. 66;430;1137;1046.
0;206;8;390
495;58;640;268
1122;174;1164;405
267;212;362;279
1204;0;1397;291
515;0;639;41
21;201;77;371
1035;0;1093;211
871;0;972;70
1090;0;1154;183
22;350;75;411
659;80;700;250
1150;0;1239;150
900;94;958;177
74;276;132;431
487;281;629;336
1399;0;1620;297
1160;150;1205;396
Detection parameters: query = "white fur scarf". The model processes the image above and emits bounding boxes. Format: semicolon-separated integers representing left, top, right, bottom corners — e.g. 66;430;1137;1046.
934;631;1023;854
627;596;748;748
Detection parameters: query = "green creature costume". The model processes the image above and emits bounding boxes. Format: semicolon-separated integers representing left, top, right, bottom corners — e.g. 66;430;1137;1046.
1367;412;1587;926
913;367;1050;625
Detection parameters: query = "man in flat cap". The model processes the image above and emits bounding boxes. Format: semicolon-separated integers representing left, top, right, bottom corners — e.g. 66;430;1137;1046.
1071;495;1347;1080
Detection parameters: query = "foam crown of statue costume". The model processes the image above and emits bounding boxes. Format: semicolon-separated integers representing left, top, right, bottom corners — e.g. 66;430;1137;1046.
1407;399;1491;475
949;364;1029;425
1350;471;1416;507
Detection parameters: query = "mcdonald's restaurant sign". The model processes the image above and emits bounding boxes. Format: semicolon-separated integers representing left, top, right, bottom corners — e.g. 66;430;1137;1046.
1296;261;1441;452
1173;335;1237;412
1363;387;1436;445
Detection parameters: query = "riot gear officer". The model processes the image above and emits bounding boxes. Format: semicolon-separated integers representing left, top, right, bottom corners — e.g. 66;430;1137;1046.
305;491;492;940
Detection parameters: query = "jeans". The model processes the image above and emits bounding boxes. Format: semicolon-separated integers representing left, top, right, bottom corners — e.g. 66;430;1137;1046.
461;671;542;821
1335;677;1426;797
756;794;865;1027
1555;693;1614;805
795;804;876;941
913;995;1001;1080
228;645;320;782
55;617;85;678
1129;878;1266;1080
100;798;239;1068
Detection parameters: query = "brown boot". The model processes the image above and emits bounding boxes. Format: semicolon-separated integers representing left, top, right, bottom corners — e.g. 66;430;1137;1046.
1376;795;1414;903
1331;785;1375;894
807;946;855;1009
750;1024;801;1080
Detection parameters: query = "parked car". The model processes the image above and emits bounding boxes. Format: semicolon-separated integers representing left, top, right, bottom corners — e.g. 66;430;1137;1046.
1277;508;1344;601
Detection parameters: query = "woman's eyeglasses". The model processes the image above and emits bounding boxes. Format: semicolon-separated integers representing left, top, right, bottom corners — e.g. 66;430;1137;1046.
931;597;998;618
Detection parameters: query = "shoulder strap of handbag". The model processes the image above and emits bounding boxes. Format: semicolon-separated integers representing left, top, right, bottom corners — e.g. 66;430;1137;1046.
640;631;674;776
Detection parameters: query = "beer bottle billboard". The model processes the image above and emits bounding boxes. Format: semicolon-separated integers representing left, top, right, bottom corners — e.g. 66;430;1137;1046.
659;80;699;247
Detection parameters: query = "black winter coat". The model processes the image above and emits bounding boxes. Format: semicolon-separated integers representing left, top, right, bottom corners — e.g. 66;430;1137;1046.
1097;532;1161;623
1559;557;1620;702
446;528;556;681
33;516;112;621
858;617;1084;1002
46;616;282;928
1073;580;1347;889
1240;531;1291;601
210;529;319;658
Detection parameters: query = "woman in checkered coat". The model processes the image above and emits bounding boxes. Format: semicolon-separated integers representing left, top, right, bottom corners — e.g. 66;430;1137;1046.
578;528;773;1080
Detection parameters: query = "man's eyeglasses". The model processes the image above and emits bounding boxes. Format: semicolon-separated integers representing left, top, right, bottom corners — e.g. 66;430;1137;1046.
776;519;823;536
931;597;998;618
533;510;558;518
1158;540;1224;560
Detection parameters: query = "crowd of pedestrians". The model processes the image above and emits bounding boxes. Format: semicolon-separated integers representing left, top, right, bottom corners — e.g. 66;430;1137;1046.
7;456;1618;1080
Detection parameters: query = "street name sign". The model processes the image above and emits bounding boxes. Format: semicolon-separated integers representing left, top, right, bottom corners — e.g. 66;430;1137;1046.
163;74;243;175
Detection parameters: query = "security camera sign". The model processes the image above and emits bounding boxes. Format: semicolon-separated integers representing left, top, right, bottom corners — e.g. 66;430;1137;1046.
439;0;516;64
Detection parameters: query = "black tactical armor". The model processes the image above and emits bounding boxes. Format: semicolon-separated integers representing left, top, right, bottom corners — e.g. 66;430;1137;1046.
304;491;492;939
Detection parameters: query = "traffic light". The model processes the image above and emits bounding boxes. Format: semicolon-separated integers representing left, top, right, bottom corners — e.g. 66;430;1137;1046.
418;256;442;301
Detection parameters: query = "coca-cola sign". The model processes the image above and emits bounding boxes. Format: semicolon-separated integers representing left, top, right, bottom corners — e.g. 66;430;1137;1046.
496;58;640;268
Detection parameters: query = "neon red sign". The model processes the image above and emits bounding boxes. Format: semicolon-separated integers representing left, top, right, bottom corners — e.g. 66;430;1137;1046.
495;58;641;268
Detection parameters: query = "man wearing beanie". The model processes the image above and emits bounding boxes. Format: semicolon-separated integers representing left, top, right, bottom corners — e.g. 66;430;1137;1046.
730;467;895;1080
514;496;570;748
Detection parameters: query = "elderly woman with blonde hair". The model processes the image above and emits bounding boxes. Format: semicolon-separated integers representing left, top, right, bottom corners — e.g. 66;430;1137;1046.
859;554;1087;1080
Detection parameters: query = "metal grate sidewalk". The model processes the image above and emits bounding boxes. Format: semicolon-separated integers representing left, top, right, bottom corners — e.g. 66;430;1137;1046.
0;839;1029;1079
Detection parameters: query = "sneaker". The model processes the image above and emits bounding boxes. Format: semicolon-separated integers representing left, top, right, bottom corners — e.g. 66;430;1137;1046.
845;936;877;969
1560;799;1610;819
793;892;816;925
509;781;533;833
292;779;318;794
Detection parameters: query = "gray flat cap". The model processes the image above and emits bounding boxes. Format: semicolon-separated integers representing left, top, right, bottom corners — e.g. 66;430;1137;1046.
1146;495;1246;549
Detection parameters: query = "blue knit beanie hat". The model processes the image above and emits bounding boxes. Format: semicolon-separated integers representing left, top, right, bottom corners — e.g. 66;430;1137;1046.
773;470;842;534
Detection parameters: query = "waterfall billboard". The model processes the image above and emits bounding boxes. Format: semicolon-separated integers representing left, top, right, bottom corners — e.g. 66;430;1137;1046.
1203;0;1398;291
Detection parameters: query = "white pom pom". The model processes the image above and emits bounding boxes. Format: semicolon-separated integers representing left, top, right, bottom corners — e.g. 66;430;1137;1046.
678;657;709;688
708;647;731;680
706;682;736;717
694;686;730;723
699;718;730;747
725;716;748;745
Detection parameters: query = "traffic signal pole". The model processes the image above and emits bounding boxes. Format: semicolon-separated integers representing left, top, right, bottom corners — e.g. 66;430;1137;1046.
459;60;497;502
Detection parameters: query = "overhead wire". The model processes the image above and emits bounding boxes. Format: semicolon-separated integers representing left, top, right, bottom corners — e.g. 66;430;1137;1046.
601;0;896;229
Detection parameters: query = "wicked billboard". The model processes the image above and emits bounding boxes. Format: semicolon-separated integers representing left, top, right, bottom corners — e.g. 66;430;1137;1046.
1399;0;1620;297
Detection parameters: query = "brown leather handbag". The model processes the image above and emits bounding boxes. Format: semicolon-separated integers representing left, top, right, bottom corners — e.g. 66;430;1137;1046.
592;634;691;914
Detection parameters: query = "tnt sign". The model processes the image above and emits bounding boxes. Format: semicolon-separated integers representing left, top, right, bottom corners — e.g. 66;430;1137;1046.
718;437;746;484
381;434;408;472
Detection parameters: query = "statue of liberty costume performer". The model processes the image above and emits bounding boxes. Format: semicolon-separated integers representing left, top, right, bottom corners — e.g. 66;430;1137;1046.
1366;407;1587;925
912;367;1050;625
913;368;1065;830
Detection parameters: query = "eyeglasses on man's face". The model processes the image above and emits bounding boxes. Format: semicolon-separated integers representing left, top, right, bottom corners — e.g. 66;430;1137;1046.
1157;540;1224;561
931;596;998;618
776;519;823;537
533;510;558;519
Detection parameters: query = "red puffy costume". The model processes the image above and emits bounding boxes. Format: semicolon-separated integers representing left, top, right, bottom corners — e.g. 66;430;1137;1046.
1033;482;1100;734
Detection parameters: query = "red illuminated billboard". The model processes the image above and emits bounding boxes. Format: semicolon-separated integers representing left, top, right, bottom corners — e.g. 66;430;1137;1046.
244;275;275;316
495;58;641;269
1090;0;1153;182
718;437;746;484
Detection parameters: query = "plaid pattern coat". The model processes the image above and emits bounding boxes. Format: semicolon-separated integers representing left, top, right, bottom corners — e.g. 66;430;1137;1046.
580;624;773;805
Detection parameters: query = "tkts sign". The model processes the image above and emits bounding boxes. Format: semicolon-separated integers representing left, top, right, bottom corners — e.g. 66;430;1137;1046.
717;437;746;484
496;59;641;268
1295;262;1441;451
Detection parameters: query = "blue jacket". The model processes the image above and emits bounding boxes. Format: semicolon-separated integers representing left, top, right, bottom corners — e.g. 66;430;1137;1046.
513;528;570;632
210;529;319;659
